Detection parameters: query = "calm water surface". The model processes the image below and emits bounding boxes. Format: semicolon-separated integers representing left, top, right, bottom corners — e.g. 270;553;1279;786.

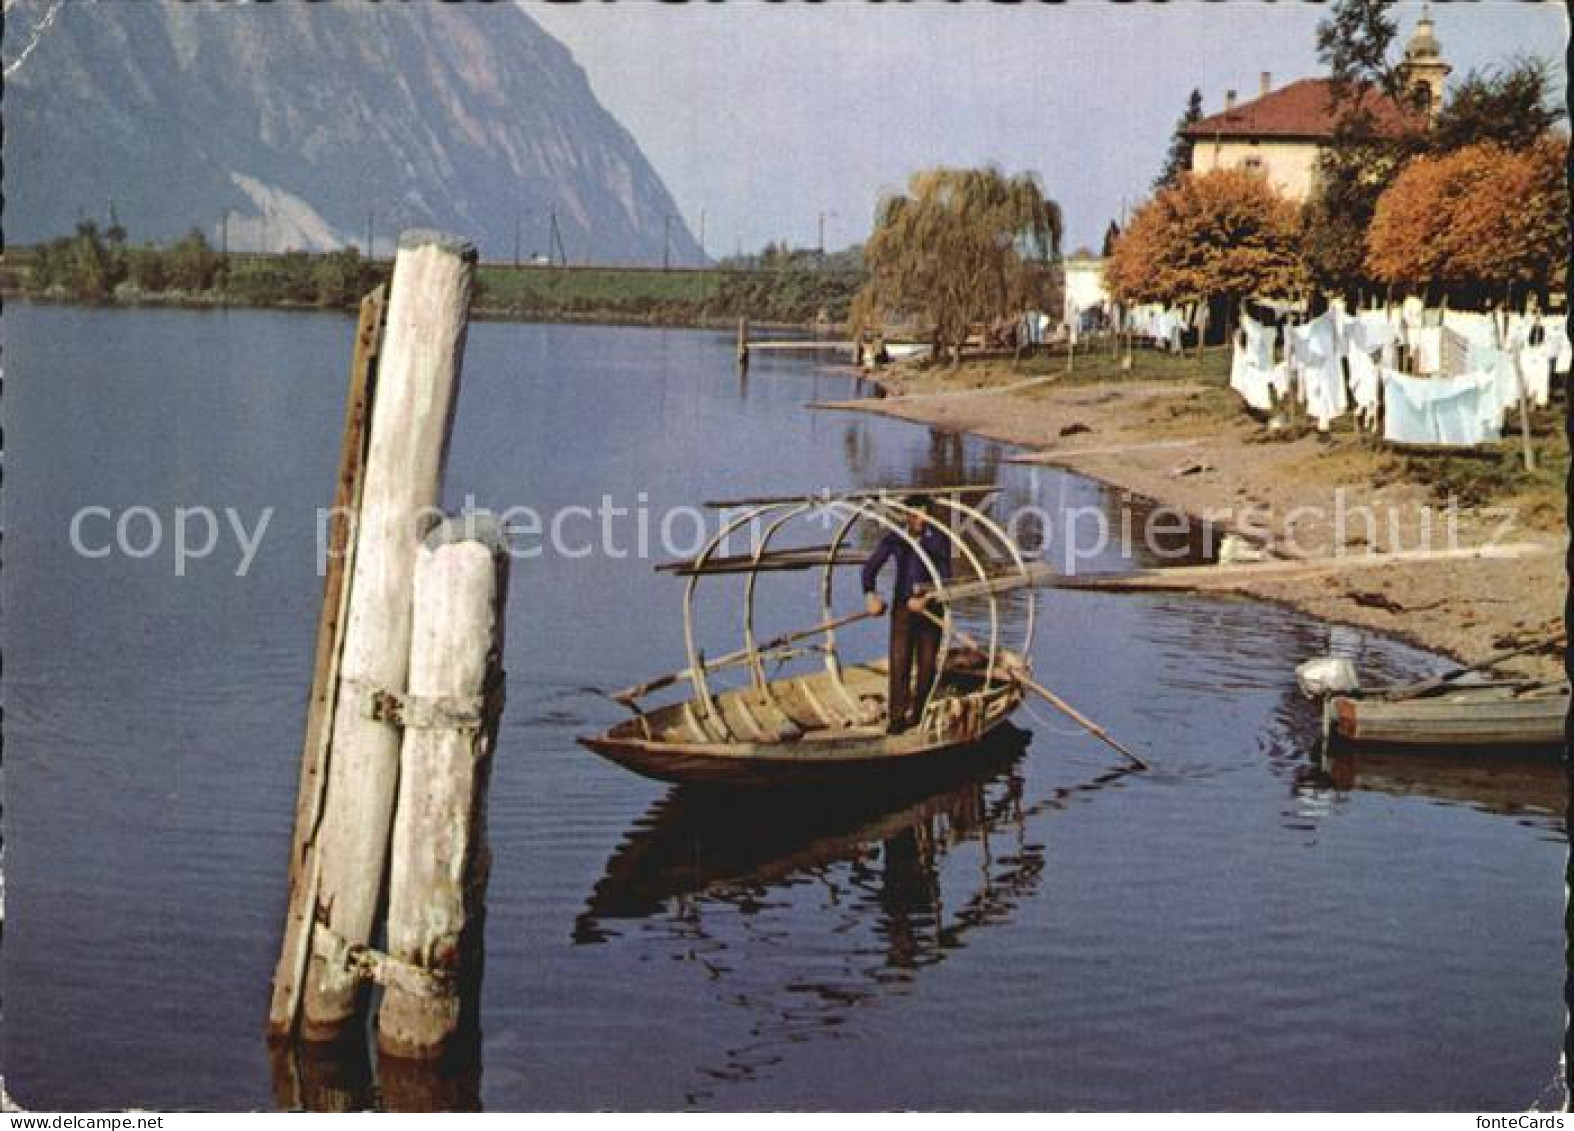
5;306;1565;1110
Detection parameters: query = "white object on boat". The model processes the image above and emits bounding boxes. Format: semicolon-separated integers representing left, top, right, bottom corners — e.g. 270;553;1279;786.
1296;656;1361;699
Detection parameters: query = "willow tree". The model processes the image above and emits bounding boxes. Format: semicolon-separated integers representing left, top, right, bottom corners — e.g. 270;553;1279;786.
852;167;1062;363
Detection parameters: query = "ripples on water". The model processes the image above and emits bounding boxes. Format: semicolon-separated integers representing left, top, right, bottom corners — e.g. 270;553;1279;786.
4;309;1564;1111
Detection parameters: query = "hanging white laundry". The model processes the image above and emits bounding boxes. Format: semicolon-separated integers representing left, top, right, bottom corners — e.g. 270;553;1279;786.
1237;314;1275;365
1381;370;1503;447
1329;300;1355;351
1438;371;1505;445
1544;317;1571;375
1516;343;1550;408
1401;296;1426;334
1347;348;1382;430
1350;310;1396;355
1294;312;1346;430
1231;317;1285;413
1475;346;1519;427
1382;369;1433;445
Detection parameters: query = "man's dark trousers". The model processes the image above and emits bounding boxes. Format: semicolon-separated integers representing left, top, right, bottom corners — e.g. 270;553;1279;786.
888;603;941;732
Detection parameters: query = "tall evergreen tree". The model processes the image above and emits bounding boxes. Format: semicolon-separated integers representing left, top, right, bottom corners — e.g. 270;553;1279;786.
1153;89;1204;191
1101;221;1122;260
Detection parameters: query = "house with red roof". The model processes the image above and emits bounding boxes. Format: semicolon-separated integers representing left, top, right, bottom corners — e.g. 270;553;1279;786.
1181;7;1448;202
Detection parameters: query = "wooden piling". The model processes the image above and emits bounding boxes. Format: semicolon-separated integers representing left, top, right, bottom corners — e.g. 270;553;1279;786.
737;315;750;368
268;284;386;1041
300;230;478;1041
377;514;508;1060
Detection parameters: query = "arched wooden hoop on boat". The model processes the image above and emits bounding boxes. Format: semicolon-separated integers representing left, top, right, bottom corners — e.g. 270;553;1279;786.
642;486;1033;739
926;494;1038;664
744;502;816;722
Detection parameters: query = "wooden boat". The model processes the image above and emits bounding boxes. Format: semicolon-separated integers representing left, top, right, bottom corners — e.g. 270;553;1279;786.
581;486;1038;786
1323;682;1568;753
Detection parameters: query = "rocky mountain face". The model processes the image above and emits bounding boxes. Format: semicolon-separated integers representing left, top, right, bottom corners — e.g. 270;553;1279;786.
4;0;704;265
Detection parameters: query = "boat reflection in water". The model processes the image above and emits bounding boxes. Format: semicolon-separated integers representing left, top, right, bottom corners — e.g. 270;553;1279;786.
575;725;1036;950
1316;747;1567;820
573;723;1136;1098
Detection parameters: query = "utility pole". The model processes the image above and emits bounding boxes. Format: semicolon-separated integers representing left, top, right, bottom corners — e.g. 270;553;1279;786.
818;211;825;257
663;215;672;271
548;210;566;267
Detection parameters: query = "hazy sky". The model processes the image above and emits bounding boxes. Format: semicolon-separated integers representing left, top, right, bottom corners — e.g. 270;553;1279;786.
529;0;1567;257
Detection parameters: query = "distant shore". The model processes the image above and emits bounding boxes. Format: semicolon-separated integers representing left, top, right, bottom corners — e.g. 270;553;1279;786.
824;346;1565;679
3;287;825;334
1;243;861;331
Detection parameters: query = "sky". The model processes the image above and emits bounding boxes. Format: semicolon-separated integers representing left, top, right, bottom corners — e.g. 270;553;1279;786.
529;0;1568;258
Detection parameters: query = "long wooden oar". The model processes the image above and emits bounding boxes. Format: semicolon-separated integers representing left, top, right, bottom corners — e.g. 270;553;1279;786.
923;608;1150;771
1381;633;1565;703
611;608;878;706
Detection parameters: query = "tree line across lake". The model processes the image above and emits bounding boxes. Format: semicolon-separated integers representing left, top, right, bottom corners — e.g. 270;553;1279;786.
10;223;865;327
20;222;386;309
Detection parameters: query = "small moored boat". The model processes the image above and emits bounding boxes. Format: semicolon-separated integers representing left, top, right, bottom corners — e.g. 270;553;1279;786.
1324;682;1568;753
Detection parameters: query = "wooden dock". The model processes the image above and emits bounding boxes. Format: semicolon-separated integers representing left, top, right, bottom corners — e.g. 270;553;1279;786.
745;340;855;353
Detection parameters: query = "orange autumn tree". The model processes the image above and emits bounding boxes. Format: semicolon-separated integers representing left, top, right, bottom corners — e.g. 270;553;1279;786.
1366;136;1569;304
1106;168;1306;324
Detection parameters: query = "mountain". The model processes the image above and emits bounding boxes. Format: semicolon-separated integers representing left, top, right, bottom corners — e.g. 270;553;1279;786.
2;0;704;266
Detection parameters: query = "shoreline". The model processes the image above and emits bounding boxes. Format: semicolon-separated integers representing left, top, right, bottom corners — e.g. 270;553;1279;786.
819;355;1565;680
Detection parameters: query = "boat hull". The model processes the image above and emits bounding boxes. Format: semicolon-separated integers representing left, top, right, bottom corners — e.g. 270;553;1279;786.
1325;686;1568;753
582;655;1028;786
580;710;1023;787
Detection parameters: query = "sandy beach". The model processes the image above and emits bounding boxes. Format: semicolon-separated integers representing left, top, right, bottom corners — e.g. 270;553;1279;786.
818;352;1566;680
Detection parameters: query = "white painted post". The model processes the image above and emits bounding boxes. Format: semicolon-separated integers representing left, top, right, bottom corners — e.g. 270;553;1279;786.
377;515;509;1060
301;230;477;1040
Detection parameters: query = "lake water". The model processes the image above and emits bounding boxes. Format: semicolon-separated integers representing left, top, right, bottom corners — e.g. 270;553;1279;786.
4;305;1565;1111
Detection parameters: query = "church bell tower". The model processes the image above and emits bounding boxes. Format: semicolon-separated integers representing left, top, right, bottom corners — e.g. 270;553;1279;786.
1399;4;1451;121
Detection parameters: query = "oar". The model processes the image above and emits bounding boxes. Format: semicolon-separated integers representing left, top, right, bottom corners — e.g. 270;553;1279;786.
1380;632;1565;703
610;608;879;706
921;608;1150;771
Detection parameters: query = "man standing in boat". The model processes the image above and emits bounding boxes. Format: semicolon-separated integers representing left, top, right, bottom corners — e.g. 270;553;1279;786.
862;495;952;734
